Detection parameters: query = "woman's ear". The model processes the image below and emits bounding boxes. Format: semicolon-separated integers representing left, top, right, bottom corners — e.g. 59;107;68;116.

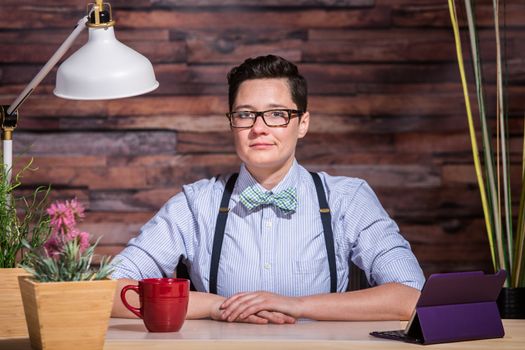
298;111;310;139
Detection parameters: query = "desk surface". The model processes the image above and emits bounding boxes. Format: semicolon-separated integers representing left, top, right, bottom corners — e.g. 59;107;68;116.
1;318;524;349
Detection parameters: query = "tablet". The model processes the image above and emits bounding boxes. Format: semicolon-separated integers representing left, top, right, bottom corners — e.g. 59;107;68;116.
370;270;506;345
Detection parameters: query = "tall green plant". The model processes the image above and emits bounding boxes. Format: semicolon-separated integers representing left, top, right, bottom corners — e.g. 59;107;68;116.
448;0;525;287
0;160;51;267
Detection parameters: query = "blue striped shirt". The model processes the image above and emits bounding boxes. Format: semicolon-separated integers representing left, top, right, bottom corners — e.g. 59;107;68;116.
111;160;425;297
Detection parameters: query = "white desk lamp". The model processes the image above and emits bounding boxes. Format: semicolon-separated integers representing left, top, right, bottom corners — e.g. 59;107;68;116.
0;0;159;182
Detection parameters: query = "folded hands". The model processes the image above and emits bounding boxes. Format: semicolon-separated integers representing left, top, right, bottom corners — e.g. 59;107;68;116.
211;291;302;324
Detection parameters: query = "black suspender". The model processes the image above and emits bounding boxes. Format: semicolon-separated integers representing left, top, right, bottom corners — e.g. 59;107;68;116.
209;172;337;294
209;173;238;295
309;172;337;293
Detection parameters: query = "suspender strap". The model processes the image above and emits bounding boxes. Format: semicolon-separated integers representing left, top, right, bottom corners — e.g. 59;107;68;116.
310;172;338;293
209;173;238;294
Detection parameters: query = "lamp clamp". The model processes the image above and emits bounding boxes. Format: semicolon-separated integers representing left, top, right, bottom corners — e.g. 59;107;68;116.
1;105;18;141
87;0;115;28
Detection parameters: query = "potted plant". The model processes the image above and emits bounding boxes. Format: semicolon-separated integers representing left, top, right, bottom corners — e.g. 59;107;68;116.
18;198;116;350
0;160;51;338
448;0;524;318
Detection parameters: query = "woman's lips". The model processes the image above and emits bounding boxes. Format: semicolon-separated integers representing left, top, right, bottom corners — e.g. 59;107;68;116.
250;142;274;149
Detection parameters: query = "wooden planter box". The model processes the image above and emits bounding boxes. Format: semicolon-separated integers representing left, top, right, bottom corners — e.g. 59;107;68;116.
0;268;30;338
18;277;117;350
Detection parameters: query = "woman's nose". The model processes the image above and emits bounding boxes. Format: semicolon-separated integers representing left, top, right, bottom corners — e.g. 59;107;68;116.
250;114;269;133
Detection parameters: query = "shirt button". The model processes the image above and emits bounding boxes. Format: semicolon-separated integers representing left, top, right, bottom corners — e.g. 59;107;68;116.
263;263;272;270
266;220;272;228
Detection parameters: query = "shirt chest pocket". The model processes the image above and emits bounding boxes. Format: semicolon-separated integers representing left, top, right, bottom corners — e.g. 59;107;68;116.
293;257;326;274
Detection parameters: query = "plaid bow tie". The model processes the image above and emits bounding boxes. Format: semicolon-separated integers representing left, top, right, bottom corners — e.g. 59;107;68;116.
239;185;298;212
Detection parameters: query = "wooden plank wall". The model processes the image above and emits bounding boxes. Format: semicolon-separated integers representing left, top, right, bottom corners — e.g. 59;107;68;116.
1;0;524;276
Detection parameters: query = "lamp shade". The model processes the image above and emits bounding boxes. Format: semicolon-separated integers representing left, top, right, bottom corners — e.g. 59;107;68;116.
54;26;159;100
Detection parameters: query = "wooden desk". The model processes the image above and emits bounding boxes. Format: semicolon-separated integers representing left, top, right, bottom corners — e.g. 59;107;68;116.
1;318;524;349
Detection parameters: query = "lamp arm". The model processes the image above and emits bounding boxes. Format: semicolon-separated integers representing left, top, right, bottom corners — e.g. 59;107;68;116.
6;16;88;115
6;16;88;116
1;15;88;184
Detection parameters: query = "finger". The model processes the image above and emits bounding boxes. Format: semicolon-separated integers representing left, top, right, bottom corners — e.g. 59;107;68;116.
227;297;272;322
221;310;268;324
258;311;296;324
235;295;279;320
243;314;269;324
220;292;257;310
275;312;296;324
256;311;296;324
256;311;284;324
237;302;270;320
220;294;255;320
222;295;264;321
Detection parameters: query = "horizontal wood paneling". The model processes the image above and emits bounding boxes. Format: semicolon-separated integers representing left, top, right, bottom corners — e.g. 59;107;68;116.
150;0;376;7
2;0;523;278
14;131;177;155
389;1;525;28
1;0;376;7
0;8;391;30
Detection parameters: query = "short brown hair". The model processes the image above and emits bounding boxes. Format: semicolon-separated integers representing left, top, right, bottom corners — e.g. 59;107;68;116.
227;55;307;112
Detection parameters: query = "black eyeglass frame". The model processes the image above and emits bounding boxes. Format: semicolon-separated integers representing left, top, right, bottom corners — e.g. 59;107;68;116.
225;109;304;128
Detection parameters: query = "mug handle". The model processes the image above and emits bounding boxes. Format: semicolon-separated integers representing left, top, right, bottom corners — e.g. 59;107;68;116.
120;285;142;319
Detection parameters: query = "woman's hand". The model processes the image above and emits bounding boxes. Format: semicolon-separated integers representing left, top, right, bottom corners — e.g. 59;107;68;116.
211;296;295;324
219;291;301;323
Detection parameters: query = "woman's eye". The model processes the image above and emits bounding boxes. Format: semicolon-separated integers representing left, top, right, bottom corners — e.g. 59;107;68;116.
270;111;286;118
237;112;253;119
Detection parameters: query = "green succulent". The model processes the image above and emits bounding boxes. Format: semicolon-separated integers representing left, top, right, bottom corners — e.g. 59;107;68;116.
19;237;114;282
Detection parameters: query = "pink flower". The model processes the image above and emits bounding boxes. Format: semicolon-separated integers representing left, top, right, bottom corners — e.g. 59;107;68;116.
68;198;85;219
47;201;74;234
68;230;91;253
47;198;86;233
43;233;62;257
44;198;91;257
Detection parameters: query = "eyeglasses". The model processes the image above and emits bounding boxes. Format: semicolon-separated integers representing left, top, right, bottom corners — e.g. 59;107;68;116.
226;109;304;128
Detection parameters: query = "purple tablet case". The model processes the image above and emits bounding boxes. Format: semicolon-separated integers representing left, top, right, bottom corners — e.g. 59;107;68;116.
370;270;506;345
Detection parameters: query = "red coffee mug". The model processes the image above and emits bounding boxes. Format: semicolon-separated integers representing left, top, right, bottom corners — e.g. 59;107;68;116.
121;278;189;332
